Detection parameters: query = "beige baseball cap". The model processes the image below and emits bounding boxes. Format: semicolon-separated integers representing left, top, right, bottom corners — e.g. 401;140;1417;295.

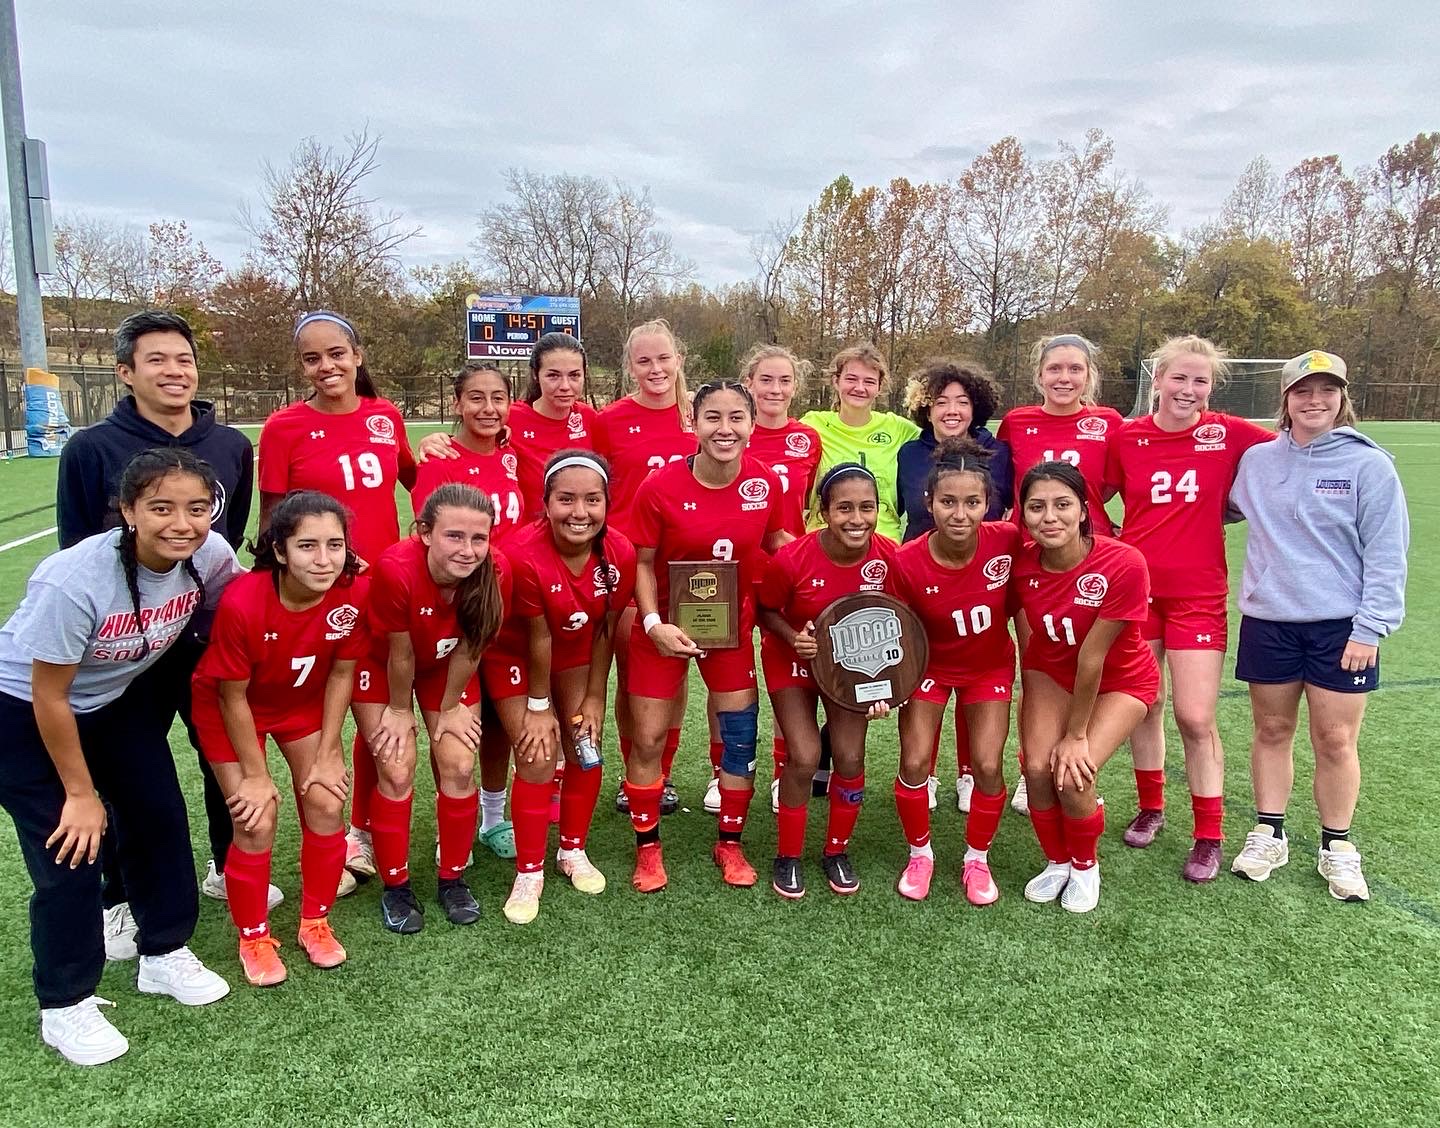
1281;350;1348;394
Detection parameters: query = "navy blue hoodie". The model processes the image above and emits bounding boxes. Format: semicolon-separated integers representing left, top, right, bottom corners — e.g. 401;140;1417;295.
55;396;253;550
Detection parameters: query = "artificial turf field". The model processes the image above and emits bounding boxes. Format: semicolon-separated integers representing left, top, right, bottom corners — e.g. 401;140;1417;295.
0;421;1435;1127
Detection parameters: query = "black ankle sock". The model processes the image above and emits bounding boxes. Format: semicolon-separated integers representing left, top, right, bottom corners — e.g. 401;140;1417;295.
636;828;660;848
1321;825;1350;850
1257;812;1286;837
718;830;742;843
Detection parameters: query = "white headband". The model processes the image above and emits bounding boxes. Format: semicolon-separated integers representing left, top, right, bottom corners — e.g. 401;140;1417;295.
545;455;608;484
293;311;356;342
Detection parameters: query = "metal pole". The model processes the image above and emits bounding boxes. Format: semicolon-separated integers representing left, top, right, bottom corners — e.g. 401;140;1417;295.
0;0;46;370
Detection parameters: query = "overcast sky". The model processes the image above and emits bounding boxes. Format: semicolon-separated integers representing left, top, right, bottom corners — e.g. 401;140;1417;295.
13;1;1439;286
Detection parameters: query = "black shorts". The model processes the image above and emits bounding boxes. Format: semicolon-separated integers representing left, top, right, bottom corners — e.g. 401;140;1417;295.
1235;616;1379;693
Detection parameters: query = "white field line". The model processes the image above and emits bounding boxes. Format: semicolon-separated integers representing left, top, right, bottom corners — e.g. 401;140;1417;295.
0;527;56;553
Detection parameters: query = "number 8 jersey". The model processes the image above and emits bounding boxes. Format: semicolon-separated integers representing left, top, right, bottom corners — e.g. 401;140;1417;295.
1013;534;1159;704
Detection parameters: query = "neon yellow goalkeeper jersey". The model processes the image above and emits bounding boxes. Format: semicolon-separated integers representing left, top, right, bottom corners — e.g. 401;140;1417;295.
799;409;920;540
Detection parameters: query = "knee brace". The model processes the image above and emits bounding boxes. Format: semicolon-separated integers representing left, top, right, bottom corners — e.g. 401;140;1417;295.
717;704;759;778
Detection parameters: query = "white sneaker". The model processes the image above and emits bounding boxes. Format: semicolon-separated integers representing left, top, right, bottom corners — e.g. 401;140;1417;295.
344;828;376;878
1061;863;1101;913
102;903;138;962
1011;775;1030;816
41;996;128;1066
703;776;721;815
955;772;975;814
1317;841;1370;902
1023;861;1071;903
926;775;939;811
770;778;780;814
1231;825;1290;882
202;859;283;911
137;946;230;1006
336;868;358;898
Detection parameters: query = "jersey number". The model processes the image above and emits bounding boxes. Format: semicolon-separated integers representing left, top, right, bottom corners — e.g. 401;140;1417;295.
290;655;316;687
772;463;791;493
950;606;994;637
436;638;460;660
491;491;522;523
712;538;734;562
1043;449;1081;467
646;454;686;471
338;452;384;491
1150;469;1199;504
1042;614;1077;646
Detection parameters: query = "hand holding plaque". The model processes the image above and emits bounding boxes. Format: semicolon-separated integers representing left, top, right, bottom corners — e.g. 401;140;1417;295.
810;593;927;712
668;560;740;650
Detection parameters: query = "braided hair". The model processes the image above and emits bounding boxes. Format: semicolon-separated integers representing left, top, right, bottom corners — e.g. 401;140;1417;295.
542;449;616;636
249;490;361;587
416;484;504;652
116;448;219;660
925;436;994;505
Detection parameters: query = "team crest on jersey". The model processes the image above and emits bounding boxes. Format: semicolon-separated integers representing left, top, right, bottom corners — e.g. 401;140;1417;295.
1076;415;1108;439
1193;421;1227;451
867;431;893;445
689;571;719;600
738;477;771;510
325;604;360;639
365;414;396;443
859;559;888;586
1074;572;1108;608
830;607;904;678
983;554;1012;589
785;431;813;456
210;480;227;522
566;411;586;438
592;563;622;594
502;451;519;477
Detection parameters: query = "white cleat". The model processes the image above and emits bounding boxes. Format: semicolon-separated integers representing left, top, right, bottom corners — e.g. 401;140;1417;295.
926;775;939;811
703;775;722;815
1023;861;1071;904
137;946;230;1006
202;859;283;910
1011;775;1030;816
102;903;138;962
955;772;975;813
1230;825;1290;882
771;777;780;814
41;996;128;1066
1061;864;1101;914
1317;841;1370;902
344;828;377;878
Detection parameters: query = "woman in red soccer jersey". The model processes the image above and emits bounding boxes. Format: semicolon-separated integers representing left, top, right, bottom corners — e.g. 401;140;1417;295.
351;484;505;934
1105;336;1273;882
192;491;365;985
890;440;1021;904
483;450;637;924
257;310;417;885
595;319;697;815
625;382;791;892
759;463;895;900
1013;461;1159;913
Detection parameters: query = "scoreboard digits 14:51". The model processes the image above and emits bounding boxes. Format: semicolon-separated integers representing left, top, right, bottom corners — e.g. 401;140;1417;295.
465;295;581;360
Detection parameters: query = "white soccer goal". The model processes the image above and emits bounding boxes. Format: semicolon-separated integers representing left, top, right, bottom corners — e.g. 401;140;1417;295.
1129;358;1289;421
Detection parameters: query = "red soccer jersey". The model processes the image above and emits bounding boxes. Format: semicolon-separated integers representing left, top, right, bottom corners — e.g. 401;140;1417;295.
594;397;696;536
509;520;639;671
1105;412;1274;598
367;537;512;679
746;419;824;537
757;530;896;632
258;398;416;566
996;404;1124;536
412;441;525;547
890;522;1021;678
631;456;785;613
192;570;368;731
507;401;600;518
1013;534;1158;700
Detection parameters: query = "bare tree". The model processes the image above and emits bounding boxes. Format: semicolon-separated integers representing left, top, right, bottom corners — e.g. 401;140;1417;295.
1220;156;1280;242
595;181;690;328
949;137;1043;338
475;169;610;296
750;214;797;343
45;214;125;362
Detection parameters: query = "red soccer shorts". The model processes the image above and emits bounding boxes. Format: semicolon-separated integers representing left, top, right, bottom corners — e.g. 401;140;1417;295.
1142;593;1228;652
352;656;479;713
759;630;814;694
480;644;527;701
626;617;757;700
910;666;1015;706
192;686;320;764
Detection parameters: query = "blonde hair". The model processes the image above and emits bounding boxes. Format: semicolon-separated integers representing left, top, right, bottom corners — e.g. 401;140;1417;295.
1278;378;1357;432
740;343;810;395
1031;333;1102;405
827;343;888;408
1149;334;1230;411
623;318;691;431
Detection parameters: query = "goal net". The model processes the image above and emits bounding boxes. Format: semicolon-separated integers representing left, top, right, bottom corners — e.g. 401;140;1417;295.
1128;358;1289;421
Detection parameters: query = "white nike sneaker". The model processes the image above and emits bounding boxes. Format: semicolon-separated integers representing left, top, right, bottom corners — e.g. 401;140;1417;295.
1011;775;1030;816
41;996;128;1066
1023;861;1071;903
1230;824;1290;882
1317;841;1370;902
926;775;939;811
102;903;138;962
703;775;721;815
202;859;283;911
955;772;975;813
770;778;780;814
1061;863;1101;913
137;946;230;1006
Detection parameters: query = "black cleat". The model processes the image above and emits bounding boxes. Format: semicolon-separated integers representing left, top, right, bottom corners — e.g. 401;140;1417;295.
660;779;680;815
820;852;860;895
380;883;424;934
772;856;805;900
437;877;481;926
615;788;630;815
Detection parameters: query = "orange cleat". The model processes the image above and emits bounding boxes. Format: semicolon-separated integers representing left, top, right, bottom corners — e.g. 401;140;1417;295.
631;842;668;893
712;841;757;887
297;917;347;969
238;933;287;987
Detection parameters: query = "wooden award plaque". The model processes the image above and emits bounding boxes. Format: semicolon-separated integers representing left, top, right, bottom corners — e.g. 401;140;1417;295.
668;560;741;649
810;592;928;712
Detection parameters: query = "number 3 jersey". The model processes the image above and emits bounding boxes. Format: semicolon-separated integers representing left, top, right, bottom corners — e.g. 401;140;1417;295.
258;398;416;566
888;523;1021;681
191;570;369;734
996;404;1124;536
412;441;526;548
631;456;785;617
1104;411;1274;598
1013;534;1158;702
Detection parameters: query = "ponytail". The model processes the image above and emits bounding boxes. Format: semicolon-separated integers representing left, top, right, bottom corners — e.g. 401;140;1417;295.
294;309;378;399
417;483;504;651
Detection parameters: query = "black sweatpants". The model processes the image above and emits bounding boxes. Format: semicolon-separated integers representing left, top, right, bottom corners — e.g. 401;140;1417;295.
0;691;199;1009
99;634;231;909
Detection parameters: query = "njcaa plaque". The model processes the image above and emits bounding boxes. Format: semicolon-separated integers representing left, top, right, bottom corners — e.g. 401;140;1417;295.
668;560;740;649
811;593;927;712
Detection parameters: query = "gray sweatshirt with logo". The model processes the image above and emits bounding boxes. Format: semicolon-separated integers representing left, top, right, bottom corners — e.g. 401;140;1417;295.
1228;427;1408;645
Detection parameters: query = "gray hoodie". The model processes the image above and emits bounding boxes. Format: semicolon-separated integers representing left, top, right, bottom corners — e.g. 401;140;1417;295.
1229;427;1408;644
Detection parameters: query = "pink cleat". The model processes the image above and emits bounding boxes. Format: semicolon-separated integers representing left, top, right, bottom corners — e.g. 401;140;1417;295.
897;855;934;901
962;859;1000;906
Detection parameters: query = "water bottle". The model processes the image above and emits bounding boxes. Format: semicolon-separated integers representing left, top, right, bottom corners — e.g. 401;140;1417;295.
572;715;602;771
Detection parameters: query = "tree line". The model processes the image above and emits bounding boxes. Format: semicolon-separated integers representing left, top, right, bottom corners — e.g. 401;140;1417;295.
7;126;1438;419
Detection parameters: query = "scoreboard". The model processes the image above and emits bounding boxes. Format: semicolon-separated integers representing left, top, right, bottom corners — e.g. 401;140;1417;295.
465;294;581;360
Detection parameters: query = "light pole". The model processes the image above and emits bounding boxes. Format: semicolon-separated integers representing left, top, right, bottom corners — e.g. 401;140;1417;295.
1;0;50;370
